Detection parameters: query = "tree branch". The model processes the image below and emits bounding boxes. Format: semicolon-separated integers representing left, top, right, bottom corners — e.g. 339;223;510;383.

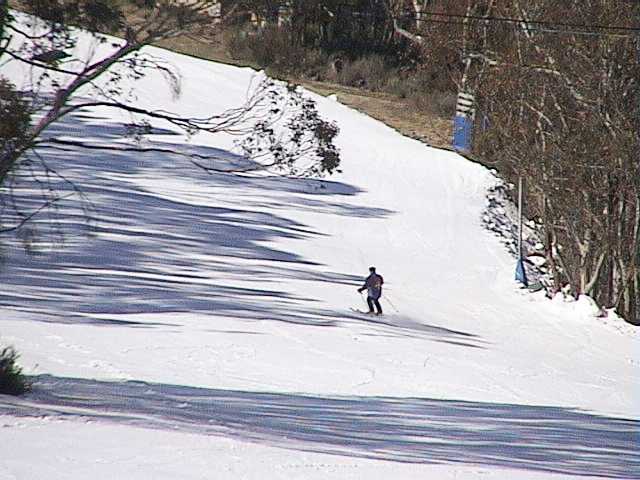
0;192;76;234
2;48;81;76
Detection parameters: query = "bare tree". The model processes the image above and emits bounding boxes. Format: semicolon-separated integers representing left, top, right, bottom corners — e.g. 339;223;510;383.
463;0;639;322
377;0;639;322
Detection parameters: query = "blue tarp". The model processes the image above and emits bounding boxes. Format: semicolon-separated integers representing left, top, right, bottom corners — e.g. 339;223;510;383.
515;258;529;287
453;115;473;152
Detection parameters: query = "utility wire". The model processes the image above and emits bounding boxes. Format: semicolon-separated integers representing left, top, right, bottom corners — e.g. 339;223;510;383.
329;8;639;38
406;17;637;38
319;4;640;37
413;10;640;33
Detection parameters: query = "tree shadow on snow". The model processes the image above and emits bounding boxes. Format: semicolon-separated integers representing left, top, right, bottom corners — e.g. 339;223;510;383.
2;374;638;479
1;110;398;329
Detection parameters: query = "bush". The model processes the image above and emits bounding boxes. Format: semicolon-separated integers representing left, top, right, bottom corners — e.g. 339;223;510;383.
385;72;457;119
298;49;330;81
0;77;32;186
412;90;457;118
223;27;253;61
224;25;458;119
0;346;31;395
335;55;392;91
225;26;313;76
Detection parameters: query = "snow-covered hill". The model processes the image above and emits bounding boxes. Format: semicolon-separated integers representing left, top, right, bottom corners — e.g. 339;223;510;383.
1;16;638;480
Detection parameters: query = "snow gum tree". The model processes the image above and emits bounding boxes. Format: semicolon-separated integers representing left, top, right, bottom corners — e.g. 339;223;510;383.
0;0;340;231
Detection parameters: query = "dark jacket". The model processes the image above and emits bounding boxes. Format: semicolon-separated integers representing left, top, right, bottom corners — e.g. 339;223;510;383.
361;273;383;299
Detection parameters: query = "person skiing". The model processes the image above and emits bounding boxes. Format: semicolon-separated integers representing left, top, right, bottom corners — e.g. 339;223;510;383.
357;266;384;315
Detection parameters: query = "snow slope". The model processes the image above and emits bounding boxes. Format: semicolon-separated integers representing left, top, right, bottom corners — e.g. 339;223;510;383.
1;16;639;480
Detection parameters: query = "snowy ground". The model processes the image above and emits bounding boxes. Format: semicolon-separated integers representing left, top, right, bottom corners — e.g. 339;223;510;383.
1;16;639;480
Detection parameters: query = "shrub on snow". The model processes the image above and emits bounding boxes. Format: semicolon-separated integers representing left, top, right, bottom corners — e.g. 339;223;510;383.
0;346;31;395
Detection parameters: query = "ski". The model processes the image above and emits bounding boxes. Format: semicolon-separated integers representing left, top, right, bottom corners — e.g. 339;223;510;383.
350;308;383;317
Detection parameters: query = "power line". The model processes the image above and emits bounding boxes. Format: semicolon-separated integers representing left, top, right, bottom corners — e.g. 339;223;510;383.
322;4;640;37
404;16;637;38
346;12;636;39
258;3;640;38
325;3;640;36
415;10;640;34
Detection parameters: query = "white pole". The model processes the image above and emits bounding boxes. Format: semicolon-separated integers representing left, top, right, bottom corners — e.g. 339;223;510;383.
515;175;528;287
518;175;523;260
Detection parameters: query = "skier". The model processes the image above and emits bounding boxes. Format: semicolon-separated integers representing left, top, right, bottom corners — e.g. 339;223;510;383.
357;266;384;315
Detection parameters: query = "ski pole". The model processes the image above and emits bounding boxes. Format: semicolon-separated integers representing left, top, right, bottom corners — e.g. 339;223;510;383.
359;291;368;308
382;293;400;314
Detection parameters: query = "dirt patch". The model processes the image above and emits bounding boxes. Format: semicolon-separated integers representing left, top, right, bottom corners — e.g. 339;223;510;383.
300;80;453;150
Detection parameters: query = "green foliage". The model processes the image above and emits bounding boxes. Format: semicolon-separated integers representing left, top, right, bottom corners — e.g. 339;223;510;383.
0;79;30;140
25;0;124;34
236;80;340;176
227;25;310;75
0;346;31;396
226;0;392;55
0;1;8;41
312;115;340;175
24;0;66;25
82;0;125;32
292;96;340;175
0;77;32;186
